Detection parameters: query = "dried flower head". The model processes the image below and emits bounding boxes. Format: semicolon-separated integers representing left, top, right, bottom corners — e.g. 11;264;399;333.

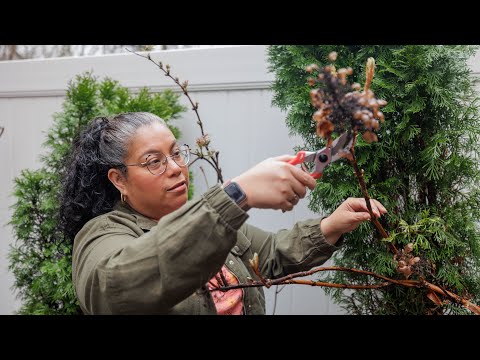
306;53;387;144
196;134;211;148
393;243;422;279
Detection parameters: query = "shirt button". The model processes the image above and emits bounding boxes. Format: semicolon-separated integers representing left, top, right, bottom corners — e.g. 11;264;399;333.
229;260;234;265
233;246;240;252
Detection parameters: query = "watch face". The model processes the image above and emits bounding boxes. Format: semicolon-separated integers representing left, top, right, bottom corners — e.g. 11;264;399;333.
225;182;246;204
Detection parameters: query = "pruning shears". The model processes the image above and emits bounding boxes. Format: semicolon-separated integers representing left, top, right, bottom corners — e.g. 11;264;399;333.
288;132;354;179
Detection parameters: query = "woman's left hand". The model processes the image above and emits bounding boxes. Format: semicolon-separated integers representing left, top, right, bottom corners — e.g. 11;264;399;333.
320;197;387;245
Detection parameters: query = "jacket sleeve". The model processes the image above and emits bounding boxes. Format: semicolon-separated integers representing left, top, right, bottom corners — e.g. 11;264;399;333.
240;218;344;279
72;185;248;314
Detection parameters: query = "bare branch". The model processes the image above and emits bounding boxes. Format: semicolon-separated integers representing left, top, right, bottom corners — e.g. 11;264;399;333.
126;47;224;183
211;265;480;315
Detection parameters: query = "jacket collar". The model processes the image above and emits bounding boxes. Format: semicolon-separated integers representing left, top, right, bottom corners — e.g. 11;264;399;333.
113;201;158;231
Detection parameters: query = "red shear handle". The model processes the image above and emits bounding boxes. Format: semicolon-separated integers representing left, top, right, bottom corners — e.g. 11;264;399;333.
311;172;322;179
288;151;306;165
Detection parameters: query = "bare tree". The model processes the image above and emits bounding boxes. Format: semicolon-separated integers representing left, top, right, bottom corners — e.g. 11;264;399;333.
0;45;206;61
0;45;23;60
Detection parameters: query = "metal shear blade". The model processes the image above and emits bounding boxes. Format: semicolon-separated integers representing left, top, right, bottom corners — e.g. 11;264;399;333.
330;132;353;162
288;132;353;179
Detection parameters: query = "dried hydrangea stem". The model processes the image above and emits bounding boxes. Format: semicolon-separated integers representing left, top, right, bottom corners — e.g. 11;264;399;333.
349;133;397;254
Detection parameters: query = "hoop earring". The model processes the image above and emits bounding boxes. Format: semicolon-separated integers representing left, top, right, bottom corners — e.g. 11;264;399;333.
121;193;127;204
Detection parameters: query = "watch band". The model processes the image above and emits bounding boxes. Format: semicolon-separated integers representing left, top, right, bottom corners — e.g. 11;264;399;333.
222;180;250;211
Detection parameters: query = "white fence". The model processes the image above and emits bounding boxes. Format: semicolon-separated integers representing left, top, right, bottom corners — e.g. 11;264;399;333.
0;45;345;314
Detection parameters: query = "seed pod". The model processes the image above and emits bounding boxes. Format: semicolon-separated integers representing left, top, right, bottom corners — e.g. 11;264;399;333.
368;99;379;109
398;260;407;267
316;119;334;139
363;117;372;129
362;131;378;143
328;52;338;62
337;69;347;85
353;111;363;120
325;65;336;75
351;83;361;91
405;243;414;253
358;97;368;106
306;64;319;73
307;77;316;86
313;110;326;123
310;89;318;101
377;111;385;122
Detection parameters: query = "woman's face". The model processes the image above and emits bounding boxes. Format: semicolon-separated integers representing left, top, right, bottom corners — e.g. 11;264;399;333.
120;122;189;220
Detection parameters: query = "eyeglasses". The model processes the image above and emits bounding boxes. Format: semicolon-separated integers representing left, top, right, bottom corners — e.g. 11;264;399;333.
124;144;190;175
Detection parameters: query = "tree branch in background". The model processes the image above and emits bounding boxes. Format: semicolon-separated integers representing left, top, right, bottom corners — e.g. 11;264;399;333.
126;48;224;184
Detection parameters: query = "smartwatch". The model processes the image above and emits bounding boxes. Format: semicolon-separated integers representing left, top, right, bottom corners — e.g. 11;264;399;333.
223;180;250;211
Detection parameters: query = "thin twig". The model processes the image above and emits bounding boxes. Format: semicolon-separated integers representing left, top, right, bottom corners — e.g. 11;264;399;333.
272;284;287;315
192;150;223;182
199;166;210;188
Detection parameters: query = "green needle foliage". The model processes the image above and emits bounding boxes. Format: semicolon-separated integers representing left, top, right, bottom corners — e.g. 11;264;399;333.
9;72;187;314
268;45;480;314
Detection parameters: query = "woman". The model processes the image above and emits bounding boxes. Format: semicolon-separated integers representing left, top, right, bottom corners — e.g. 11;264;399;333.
60;112;387;315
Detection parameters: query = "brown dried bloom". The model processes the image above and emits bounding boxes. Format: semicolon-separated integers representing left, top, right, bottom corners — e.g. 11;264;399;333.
316;119;335;138
393;243;422;279
196;134;211;148
306;54;387;144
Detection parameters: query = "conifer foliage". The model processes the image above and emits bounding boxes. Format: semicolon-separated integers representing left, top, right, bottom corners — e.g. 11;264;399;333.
268;45;480;314
9;72;186;314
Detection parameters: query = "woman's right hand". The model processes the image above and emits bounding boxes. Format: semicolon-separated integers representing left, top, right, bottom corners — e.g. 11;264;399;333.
230;155;317;212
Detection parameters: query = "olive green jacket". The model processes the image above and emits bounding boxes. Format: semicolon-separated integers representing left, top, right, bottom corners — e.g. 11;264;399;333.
72;185;343;315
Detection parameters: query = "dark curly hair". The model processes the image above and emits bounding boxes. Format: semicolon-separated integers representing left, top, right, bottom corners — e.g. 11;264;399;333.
59;112;166;241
